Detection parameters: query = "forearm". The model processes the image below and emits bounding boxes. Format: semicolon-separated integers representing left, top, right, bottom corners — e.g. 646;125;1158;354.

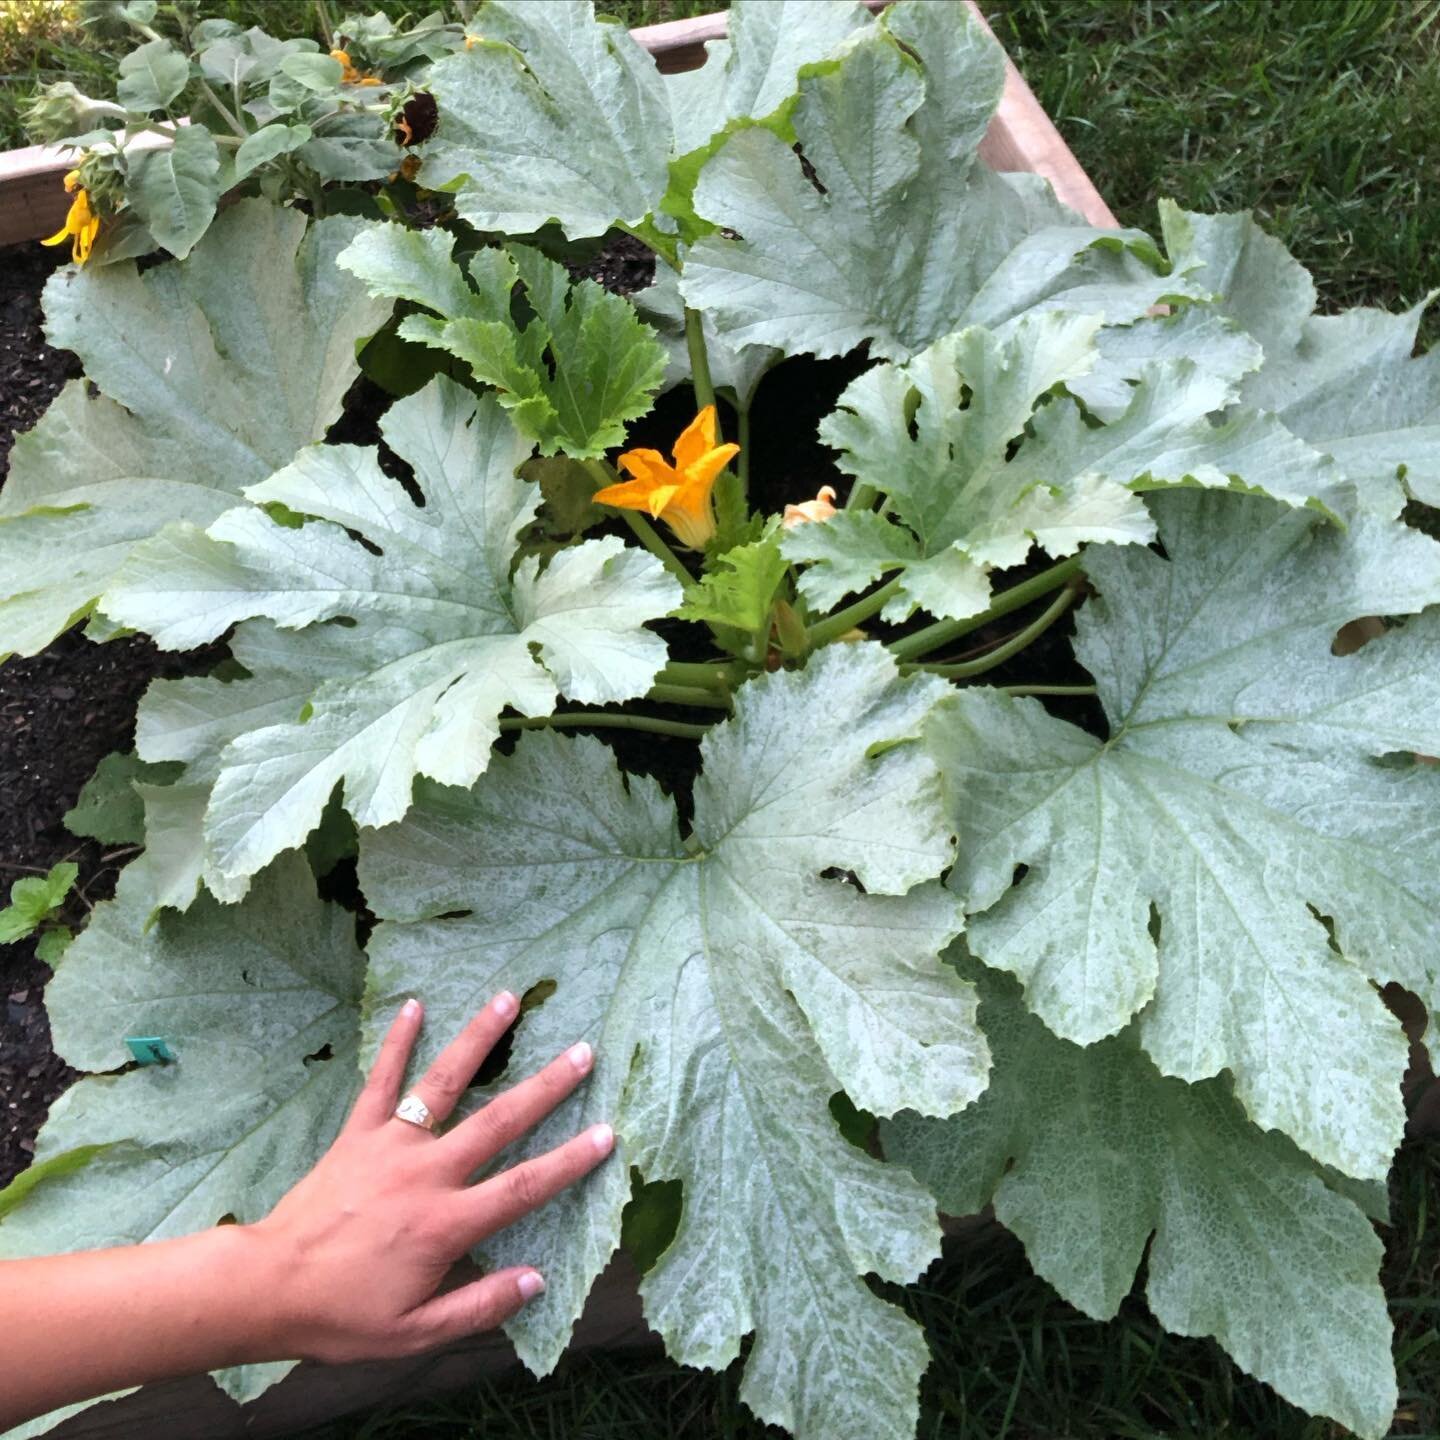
0;1225;290;1430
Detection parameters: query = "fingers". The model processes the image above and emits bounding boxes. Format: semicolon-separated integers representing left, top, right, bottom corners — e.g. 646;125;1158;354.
446;1123;616;1248
439;1039;596;1178
400;1267;545;1354
406;990;519;1128
349;997;423;1129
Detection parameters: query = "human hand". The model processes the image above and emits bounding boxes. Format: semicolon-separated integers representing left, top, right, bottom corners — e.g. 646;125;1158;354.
249;991;612;1365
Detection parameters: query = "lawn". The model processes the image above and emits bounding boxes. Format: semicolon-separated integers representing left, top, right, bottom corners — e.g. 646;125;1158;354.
2;1;1438;1436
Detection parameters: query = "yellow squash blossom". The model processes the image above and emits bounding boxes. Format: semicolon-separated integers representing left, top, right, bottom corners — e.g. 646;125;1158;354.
595;405;740;550
41;170;100;265
330;48;382;85
782;484;838;528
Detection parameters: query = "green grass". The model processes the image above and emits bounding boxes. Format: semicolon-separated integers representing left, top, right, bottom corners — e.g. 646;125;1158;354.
989;0;1440;343
299;1138;1440;1440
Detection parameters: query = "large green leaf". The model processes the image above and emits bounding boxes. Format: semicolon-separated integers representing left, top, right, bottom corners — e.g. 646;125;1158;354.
0;854;366;1423
0;202;387;661
785;312;1333;622
102;378;681;885
115;37;191;111
1160;202;1440;515
125;123;222;260
359;643;976;1440
338;227;667;457
125;622;359;911
884;959;1396;1440
928;490;1440;1180
419;0;868;242
679;3;1200;362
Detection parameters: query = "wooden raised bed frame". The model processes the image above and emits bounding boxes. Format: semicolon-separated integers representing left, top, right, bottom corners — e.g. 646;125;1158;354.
2;4;1112;1437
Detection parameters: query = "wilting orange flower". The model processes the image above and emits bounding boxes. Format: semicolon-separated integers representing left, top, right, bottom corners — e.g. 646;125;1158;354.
464;34;479;49
595;406;740;551
41;169;99;265
782;484;838;529
331;48;382;85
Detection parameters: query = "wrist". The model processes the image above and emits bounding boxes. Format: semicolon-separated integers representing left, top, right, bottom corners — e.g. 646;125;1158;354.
212;1220;309;1366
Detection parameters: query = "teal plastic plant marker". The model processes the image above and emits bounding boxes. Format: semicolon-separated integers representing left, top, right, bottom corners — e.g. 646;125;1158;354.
124;1036;175;1066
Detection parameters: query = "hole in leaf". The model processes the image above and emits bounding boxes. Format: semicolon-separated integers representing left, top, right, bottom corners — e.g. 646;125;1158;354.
303;1043;335;1066
621;1171;682;1273
1146;902;1162;947
830;1090;878;1154
469;979;557;1089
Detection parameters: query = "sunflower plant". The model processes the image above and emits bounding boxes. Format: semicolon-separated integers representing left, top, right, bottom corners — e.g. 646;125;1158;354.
22;0;459;263
4;4;1440;1440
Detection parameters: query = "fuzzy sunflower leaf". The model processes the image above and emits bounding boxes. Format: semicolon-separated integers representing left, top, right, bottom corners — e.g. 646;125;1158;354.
0;202;386;661
884;959;1396;1440
101;378;681;884
929;490;1440;1180
359;644;977;1440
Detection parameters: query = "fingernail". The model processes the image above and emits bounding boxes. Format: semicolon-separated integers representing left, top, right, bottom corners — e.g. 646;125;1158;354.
518;1270;545;1300
402;998;421;1019
566;1041;593;1074
589;1123;614;1156
492;990;518;1019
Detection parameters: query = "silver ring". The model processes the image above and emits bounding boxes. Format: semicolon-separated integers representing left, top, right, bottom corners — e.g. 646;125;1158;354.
393;1094;437;1132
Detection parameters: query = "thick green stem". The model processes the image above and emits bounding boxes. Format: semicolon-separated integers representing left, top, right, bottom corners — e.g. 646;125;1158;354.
684;307;717;415
845;482;880;512
907;581;1081;679
806;575;904;648
646;683;732;710
580;458;692;586
659;659;744;689
888;556;1085;664
736;405;750;502
196;77;249;140
999;684;1097;697
500;712;710;740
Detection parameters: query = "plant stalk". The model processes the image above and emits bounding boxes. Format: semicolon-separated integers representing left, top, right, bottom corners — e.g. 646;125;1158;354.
888;556;1085;664
999;684;1098;697
806;575;904;648
684;307;717;415
659;660;745;689
907;581;1081;679
500;712;710;740
646;683;733;710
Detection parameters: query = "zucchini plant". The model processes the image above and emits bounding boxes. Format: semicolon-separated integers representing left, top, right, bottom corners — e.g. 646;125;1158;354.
4;4;1439;1439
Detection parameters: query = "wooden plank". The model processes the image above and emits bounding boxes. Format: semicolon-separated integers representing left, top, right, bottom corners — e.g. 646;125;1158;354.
0;0;1114;250
966;1;1118;229
46;1256;652;1440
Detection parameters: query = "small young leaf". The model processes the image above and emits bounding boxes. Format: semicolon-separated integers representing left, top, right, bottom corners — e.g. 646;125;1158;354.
0;862;78;942
340;227;667;457
675;538;787;636
233;122;312;182
35;929;75;965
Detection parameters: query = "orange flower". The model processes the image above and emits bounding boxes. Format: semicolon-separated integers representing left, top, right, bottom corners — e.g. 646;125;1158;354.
464;34;479;49
595;406;740;551
330;47;382;85
41;169;99;265
782;484;838;529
